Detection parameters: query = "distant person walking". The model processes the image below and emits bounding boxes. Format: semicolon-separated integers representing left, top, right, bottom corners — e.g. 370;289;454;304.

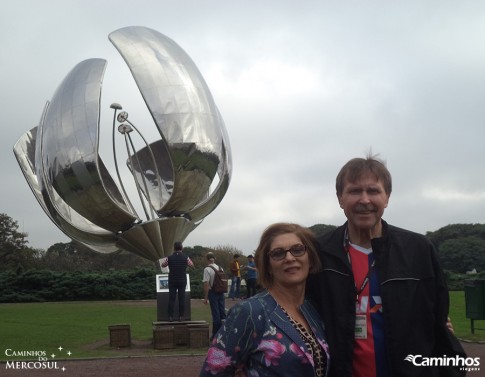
161;242;193;321
245;254;258;298
229;254;242;300
202;252;227;339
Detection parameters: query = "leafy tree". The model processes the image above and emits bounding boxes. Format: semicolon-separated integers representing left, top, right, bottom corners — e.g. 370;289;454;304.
39;241;154;272
0;213;28;248
438;237;485;273
210;245;243;271
184;244;243;297
0;213;34;272
427;224;485;273
309;224;338;237
426;223;485;246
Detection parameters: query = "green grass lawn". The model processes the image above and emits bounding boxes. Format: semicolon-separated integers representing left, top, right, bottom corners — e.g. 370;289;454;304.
1;292;483;361
449;290;485;342
0;300;212;361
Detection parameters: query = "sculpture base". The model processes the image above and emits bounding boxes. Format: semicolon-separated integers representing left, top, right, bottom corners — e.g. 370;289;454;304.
108;324;131;347
152;321;208;349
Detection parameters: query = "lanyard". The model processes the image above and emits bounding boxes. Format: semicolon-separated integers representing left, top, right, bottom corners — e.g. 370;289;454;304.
344;228;376;302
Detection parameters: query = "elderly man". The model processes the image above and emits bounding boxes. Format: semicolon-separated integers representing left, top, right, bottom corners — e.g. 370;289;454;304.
307;154;466;377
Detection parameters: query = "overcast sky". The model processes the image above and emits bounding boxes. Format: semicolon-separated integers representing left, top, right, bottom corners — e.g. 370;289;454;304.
2;1;485;256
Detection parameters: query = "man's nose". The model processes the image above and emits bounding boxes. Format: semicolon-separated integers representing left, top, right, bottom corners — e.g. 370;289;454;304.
359;192;371;203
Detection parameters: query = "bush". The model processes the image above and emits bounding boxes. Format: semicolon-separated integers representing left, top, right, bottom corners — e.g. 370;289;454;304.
444;270;485;291
0;268;158;303
0;267;209;302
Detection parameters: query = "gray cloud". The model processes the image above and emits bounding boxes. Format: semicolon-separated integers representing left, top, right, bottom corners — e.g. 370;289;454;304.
2;1;485;255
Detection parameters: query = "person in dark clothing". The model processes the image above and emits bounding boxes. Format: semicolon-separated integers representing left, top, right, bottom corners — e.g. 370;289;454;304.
161;242;194;321
307;154;466;377
244;254;258;298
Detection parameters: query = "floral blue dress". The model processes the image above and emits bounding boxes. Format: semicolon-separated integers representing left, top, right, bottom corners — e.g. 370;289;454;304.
199;290;330;377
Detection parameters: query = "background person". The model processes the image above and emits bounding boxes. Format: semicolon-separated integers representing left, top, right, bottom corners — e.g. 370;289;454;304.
161;241;193;321
202;252;227;339
200;223;330;377
307;154;466;377
228;254;242;300
244;254;258;298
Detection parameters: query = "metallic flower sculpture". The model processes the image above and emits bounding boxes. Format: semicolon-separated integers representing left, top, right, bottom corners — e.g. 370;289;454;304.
13;26;232;263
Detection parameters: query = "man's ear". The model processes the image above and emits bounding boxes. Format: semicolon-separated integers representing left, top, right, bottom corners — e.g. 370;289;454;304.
384;193;390;208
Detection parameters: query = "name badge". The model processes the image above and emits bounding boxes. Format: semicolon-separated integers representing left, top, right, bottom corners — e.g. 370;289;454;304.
355;314;367;339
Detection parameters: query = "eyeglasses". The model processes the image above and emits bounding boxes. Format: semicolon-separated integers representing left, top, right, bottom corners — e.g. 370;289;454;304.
268;244;307;261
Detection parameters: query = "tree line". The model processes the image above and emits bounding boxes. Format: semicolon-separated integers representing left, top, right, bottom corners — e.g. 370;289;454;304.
1;213;484;302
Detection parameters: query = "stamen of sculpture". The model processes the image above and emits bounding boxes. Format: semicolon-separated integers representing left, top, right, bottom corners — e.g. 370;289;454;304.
13;26;232;267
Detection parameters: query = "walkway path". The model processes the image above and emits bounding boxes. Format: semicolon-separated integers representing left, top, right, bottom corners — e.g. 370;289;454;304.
2;342;483;377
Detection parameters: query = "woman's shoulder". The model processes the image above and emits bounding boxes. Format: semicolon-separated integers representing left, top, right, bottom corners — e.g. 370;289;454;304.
248;290;275;306
219;292;273;340
229;290;275;315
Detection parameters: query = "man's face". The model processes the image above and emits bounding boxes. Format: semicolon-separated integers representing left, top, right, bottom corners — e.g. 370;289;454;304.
338;171;390;233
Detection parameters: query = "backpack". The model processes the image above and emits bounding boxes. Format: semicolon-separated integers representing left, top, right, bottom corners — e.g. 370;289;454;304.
209;265;228;293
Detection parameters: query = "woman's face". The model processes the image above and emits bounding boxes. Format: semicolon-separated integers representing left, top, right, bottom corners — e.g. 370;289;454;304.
268;233;310;287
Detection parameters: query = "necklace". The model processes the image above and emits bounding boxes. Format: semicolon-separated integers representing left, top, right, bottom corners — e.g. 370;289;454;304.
279;305;326;377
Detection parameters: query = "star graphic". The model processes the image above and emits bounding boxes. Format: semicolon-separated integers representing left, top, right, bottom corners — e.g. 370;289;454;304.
51;354;56;359
58;346;63;351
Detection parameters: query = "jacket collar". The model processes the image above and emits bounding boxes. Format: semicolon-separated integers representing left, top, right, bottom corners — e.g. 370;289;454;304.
263;292;321;365
370;219;390;256
318;223;348;266
318;220;390;262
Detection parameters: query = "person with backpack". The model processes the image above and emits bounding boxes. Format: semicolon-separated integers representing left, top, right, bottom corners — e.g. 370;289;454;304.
203;252;227;339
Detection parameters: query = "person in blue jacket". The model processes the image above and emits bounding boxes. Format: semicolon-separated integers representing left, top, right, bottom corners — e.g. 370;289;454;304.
244;254;258;298
200;222;330;377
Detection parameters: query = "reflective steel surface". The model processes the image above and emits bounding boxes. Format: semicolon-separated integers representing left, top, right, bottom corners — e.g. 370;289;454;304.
109;27;231;218
13;26;232;261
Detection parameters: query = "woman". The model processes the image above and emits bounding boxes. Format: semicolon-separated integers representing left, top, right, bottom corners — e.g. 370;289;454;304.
199;223;330;377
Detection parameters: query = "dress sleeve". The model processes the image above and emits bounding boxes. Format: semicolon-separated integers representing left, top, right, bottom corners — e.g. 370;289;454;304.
199;302;258;376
